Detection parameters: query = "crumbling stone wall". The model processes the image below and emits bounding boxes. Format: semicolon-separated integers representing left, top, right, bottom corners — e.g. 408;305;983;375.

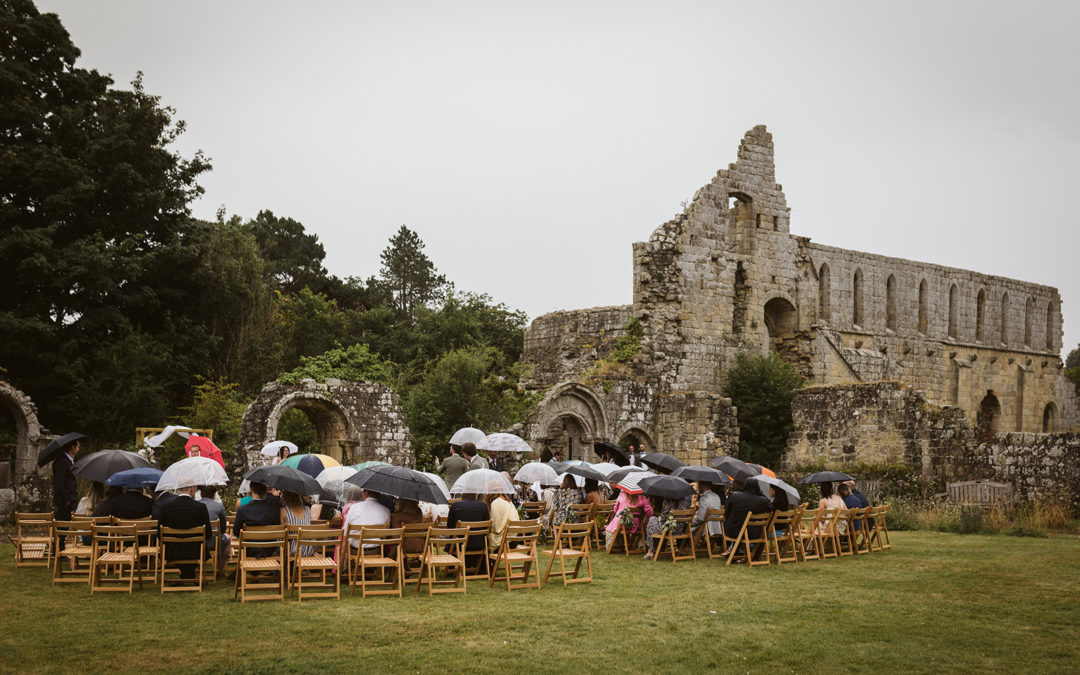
236;378;412;475
522;306;631;389
975;433;1080;503
0;381;53;522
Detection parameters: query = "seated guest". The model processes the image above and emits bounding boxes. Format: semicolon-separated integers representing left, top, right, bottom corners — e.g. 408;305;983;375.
91;485;123;517
838;482;863;530
843;479;873;528
158;485;212;579
390;498;430;561
447;493;489;567
76;481;106;515
691;481;725;540
818;482;845;511
311;497;339;525
342;489;391;550
340;485;363;522
197;485;229;570
544;474;583;536
233;481;282;560
722;477;772;555
95;486;153;520
280;490;313;556
486;493;517;552
643;495;684;560
583;479;604;508
604;489;653;548
152;490;178;520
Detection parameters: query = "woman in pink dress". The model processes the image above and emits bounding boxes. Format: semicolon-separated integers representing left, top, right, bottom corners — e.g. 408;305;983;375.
604;489;654;547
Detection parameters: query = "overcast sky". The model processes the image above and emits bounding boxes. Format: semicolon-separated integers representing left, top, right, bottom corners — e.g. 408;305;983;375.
37;0;1080;356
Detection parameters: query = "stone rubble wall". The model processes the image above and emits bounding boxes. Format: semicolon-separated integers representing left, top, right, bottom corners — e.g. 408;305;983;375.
978;432;1080;503
521;305;632;389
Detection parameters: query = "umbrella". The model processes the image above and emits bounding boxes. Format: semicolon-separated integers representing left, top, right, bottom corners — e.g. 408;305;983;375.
72;449;150;482
710;455;756;477
798;470;856;484
607;467;655;485
105;468;163;489
671;465;732;485
185;435;226;469
353;460;390;472
245;464;321;496
346;465;448;504
418;471;451;501
641;452;685;474
564;464;607;483
615;471;654;495
317;486;343;509
37;432;86;467
747;474;802;507
156;456;229;491
281;453;340;478
545;460;568;474
639;475;695;500
316;465;357;487
514;462;561;485
593;441;629;466
260;440;299;457
477;433;533;454
449;427;486;446
449;468;516;495
748;463;777;478
590;462;622;477
142;425;193;448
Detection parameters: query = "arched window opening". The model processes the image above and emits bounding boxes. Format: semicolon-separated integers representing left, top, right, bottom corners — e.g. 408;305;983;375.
948;284;959;339
818;263;831;323
918;280;928;334
1000;292;1009;345
1024;297;1034;347
852;268;864;328
886;274;898;331
976;392;1001;444
1042;403;1057;433
976;288;986;343
1045;301;1055;351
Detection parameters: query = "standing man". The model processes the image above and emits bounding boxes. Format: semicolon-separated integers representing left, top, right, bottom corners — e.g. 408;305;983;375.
52;437;80;550
436;445;469;488
462;443;488;471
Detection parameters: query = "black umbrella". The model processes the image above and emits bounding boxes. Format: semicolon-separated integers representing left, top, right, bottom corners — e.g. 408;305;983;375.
545;460;568;474
798;470;856;484
37;432;86;467
671;465;732;485
606;467;654;485
563;464;607;483
72;449;150;482
346;465;448;505
244;464;320;496
641;452;685;474
593;441;629;467
639;475;695;500
710;456;758;478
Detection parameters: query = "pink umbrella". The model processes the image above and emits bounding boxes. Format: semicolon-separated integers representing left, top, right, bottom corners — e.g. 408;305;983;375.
185;435;225;469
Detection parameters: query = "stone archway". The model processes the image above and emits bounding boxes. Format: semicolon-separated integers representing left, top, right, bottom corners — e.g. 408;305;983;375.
976;392;1001;444
0;381;48;484
529;383;609;462
237;378;413;473
616;427;656;458
764;296;797;345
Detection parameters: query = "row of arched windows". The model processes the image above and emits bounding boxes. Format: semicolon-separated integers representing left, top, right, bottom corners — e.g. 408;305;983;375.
817;263;1057;350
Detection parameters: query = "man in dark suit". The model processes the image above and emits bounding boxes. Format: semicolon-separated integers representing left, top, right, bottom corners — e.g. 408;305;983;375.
52;440;79;550
722;476;773;554
96;488;154;519
233;482;281;559
152;491;179;520
158;485;212;579
447;493;490;569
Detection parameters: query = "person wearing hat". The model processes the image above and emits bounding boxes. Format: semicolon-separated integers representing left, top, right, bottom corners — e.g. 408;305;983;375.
52;438;80;549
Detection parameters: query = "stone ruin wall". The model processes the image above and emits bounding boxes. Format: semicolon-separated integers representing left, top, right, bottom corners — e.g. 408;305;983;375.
786;381;1080;503
521;305;632;389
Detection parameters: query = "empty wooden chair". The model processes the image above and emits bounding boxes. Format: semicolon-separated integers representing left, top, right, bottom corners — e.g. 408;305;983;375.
651;508;697;563
90;524;140;594
350;527;404;599
768;509;800;565
462;520;492;581
725;512;773;567
13;512;54;568
416;527;468;595
541;521;593;586
159;526;206;593
52;520;94;585
292;526;343;601
796;507;824;561
233;526;288;603
870;504;891;550
489;522;541;591
116;518;159;585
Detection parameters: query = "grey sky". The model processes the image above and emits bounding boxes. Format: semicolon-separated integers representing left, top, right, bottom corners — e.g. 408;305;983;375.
36;0;1080;356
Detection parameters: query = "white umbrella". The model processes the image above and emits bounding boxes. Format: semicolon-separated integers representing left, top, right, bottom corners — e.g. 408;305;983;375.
449;427;487;446
419;471;451;501
615;470;655;495
143;425;193;448
260;440;299;457
514;462;560;486
316;465;358;487
591;462;621;477
450;468;516;495
156;456;228;491
477;433;533;454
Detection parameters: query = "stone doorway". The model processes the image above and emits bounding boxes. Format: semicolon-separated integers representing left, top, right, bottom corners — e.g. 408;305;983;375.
976;392;1002;444
542;415;590;462
1042;402;1057;433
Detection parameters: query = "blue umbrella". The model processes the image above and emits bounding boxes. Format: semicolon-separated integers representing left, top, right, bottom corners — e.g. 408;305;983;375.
106;468;164;489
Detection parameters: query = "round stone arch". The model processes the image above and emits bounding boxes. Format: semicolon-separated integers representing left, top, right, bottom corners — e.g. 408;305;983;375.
0;380;48;483
531;383;609;462
236;378;413;474
615;426;656;454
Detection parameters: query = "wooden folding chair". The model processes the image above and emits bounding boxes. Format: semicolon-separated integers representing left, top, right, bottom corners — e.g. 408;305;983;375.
489;522;541;591
818;508;843;559
725;512;773;567
651;508;697;563
697;507;728;559
292;526;343;601
541;521;593;586
224;515;239;575
850;507;872;554
400;522;433;586
52;520;93;585
605;506;646;555
351;527;404;598
768;509;800;565
159;526;206;593
521;501;546;521
462;520;492;581
116;518;159;585
416;527;468;595
233;526;288;603
796;507;824;561
90;524;140;594
871;504;891;550
13;512;53;568
837;509;856;557
591;501;615;550
568;503;594;525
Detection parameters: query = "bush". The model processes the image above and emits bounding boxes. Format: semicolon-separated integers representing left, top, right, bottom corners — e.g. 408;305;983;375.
723;351;805;468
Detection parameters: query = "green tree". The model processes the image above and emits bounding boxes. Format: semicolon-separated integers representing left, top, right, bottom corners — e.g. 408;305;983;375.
722;351;806;469
277;343;395;387
379;225;447;319
1066;344;1080;392
244;210;331;296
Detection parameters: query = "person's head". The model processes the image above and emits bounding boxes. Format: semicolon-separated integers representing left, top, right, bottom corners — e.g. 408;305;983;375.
189;445;201;457
250;481;268;498
742;482;760;497
698;481;713;495
627;445;636;454
282;490;302;508
464;492;480;502
843;480;857;491
561;474;576;489
837;483;851;498
462;443;477;459
344;485;364;503
820;482;834;499
89;481;105;500
771;487;789;510
278;445;291;460
583;478;599;493
67;440;80;457
198;485;217;500
362;489;381;502
178;485;197;497
104;485;123;500
396;498;420;515
449;444;460;456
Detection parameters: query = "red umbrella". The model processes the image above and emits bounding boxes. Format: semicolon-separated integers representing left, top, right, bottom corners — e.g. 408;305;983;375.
185;435;225;469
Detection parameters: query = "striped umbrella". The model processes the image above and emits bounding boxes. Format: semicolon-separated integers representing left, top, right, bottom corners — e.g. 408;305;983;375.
615;470;655;495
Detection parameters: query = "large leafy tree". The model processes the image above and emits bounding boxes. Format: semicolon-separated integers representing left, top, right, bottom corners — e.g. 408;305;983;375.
379;225;447;319
722;351;806;469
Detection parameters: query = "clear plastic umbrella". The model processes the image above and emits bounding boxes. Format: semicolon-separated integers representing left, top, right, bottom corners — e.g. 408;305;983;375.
590;462;622;477
156;456;228;491
316;465;358;487
260;440;299;457
514;462;560;485
477;433;533;454
450;468;516;495
449;427;486;446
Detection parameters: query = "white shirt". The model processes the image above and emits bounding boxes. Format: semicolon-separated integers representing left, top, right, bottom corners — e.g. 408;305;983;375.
343;497;390;548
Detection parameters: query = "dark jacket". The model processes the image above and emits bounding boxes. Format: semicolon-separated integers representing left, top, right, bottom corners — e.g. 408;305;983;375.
53;453;78;511
159;495;211;577
94;491;154;520
723;489;773;540
152;492;179;521
233;497;280;536
447;499;489;552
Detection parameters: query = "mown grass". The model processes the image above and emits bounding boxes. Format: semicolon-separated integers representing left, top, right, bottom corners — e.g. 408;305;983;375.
1;532;1078;674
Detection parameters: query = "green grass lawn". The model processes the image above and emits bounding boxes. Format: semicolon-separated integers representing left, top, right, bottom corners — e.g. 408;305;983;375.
1;532;1078;674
